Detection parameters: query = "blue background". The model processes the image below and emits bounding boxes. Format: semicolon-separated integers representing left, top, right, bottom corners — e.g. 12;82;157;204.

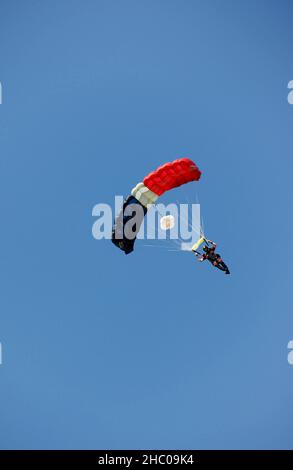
1;0;293;449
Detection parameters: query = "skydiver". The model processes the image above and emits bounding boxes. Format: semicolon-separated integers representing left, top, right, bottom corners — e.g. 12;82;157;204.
193;240;230;274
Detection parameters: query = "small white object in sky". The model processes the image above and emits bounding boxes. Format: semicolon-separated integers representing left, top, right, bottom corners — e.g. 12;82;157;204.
160;215;175;230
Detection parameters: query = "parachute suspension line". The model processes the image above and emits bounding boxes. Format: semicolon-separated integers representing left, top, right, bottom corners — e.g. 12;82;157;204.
142;243;182;251
145;204;183;251
177;189;203;236
174;198;202;239
154;205;185;250
200;215;206;240
153;187;205;253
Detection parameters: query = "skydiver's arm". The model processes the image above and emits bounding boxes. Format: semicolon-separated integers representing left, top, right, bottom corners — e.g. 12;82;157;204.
207;239;217;249
193;251;204;261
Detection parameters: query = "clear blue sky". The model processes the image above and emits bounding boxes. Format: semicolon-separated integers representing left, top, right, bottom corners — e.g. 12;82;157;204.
1;0;293;450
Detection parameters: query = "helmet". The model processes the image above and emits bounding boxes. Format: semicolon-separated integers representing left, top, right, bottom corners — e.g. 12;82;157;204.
203;245;209;252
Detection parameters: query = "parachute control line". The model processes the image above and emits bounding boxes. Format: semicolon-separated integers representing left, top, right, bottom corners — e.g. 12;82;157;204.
112;158;201;254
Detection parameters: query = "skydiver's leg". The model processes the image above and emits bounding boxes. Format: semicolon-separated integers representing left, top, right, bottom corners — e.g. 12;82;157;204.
218;260;230;274
213;261;226;272
211;258;230;273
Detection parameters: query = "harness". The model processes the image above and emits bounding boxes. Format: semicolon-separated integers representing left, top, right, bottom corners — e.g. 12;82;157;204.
204;248;222;265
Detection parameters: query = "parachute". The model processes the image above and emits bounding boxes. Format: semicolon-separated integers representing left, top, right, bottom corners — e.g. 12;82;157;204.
112;158;201;254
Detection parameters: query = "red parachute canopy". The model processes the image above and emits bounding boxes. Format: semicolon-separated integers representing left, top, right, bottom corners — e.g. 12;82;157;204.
143;158;201;196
